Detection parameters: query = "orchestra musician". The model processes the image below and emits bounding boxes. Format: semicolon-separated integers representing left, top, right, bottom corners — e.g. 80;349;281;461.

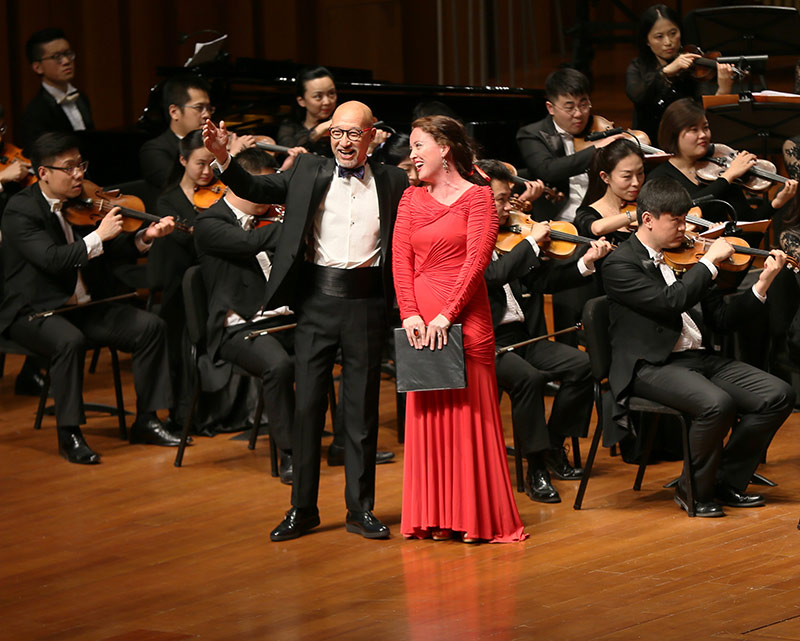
193;148;297;485
602;177;795;517
626;4;734;145
479;159;612;504
277;66;337;157
203;101;408;542
21;28;93;154
0;132;178;464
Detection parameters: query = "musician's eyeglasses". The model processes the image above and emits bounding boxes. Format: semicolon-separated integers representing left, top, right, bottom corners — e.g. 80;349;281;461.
43;161;89;177
184;103;215;115
37;50;76;63
329;127;373;142
551;100;592;115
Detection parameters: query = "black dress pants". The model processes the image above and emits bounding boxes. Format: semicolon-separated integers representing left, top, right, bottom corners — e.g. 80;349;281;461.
8;303;172;428
631;350;795;500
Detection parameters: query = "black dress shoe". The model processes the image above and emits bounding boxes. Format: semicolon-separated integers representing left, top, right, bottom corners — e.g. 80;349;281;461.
544;446;584;480
15;370;47;397
674;487;724;518
129;417;182;447
269;507;320;542
327;443;395;466
524;467;561;503
279;452;293;485
57;427;100;465
345;510;390;539
715;484;765;508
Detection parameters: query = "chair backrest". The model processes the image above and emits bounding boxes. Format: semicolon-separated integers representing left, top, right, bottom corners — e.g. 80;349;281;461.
182;265;207;346
581;295;611;382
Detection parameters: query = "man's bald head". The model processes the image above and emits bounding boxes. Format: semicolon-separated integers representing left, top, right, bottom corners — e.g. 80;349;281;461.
332;101;374;129
329;101;376;169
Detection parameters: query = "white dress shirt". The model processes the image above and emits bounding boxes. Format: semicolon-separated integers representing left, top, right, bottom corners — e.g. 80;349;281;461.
41;82;86;132
552;121;589;224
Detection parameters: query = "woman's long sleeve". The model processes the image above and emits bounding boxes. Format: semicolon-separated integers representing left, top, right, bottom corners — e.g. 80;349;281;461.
392;189;421;320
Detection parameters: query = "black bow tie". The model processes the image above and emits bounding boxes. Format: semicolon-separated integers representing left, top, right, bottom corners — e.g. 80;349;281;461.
337;165;365;180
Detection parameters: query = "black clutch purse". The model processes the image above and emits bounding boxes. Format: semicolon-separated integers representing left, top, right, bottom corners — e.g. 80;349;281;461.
393;324;467;393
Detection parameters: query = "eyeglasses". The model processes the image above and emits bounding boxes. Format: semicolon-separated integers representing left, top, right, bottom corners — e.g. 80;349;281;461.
184;103;215;115
37;50;76;63
551;99;592;115
329;127;373;142
42;161;89;177
0;124;6;135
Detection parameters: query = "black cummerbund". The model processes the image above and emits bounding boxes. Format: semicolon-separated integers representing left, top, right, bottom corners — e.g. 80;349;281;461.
305;264;382;299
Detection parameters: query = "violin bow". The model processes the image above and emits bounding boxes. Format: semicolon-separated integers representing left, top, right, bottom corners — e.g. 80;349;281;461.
495;322;583;355
28;292;141;321
244;322;298;341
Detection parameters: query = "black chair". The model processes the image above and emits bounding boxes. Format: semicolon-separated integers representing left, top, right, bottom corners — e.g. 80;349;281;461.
573;296;697;516
174;266;278;474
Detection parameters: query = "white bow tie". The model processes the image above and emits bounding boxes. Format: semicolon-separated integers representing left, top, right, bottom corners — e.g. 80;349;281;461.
57;90;80;105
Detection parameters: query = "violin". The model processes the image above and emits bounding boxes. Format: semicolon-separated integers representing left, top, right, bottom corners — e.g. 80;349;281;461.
193;180;226;210
573;115;655;154
508;174;565;204
496;213;607;257
696;143;789;193
681;44;749;81
65;179;192;234
0;142;37;187
663;231;799;273
252;204;285;227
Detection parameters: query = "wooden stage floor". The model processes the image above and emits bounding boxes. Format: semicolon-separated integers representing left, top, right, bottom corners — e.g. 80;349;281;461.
2;351;800;641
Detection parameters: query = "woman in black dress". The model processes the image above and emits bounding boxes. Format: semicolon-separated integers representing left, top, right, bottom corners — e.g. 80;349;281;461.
276;66;337;157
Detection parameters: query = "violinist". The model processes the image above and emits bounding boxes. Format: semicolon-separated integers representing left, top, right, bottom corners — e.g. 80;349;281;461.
479;159;612;504
648;98;798;223
0;132;178;465
277;66;337;157
0;105;33;219
602;176;795;517
626;5;735;145
21;28;94;154
575;139;645;247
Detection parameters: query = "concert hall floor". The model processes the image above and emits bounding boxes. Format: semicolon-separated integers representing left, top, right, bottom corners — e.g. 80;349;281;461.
2;350;800;641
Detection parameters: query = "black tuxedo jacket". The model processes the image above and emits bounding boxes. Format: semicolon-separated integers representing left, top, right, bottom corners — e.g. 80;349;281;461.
602;233;765;400
0;183;140;334
485;240;589;339
516;115;595;220
139;129;181;191
193;198;282;369
21;87;94;153
219;153;409;310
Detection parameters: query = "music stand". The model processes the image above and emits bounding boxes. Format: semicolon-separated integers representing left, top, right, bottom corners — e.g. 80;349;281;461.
684;6;800;57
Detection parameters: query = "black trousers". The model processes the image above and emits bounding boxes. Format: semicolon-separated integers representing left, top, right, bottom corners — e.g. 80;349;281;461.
495;322;593;457
631;350;795;500
291;291;386;512
218;319;295;452
8;303;172;429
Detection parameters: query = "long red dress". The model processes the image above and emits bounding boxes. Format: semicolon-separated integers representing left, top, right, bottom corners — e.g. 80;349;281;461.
392;184;527;543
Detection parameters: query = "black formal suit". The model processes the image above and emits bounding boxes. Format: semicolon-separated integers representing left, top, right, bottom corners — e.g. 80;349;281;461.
139;129;181;191
485;240;593;455
0;183;171;428
21;87;94;153
516;115;595;221
219;153;408;511
603;233;795;499
194;198;295;451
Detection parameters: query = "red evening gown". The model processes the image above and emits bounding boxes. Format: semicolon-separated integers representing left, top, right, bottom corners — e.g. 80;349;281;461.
392;184;527;543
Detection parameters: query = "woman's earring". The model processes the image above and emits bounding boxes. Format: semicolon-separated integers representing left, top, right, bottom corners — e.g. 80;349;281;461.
442;157;449;172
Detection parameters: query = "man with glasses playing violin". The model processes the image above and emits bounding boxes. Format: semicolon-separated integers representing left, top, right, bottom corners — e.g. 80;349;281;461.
0;132;178;465
203;101;408;542
21;28;93;154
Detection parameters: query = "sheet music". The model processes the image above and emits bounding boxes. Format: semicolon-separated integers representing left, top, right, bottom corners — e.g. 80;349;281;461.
184;35;227;67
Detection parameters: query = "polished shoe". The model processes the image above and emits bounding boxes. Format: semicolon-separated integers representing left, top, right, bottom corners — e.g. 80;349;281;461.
345;510;390;539
270;507;321;542
279;452;293;485
129;417;182;447
544;446;584;480
57;427;100;465
431;528;452;541
715;484;765;508
524;467;561;503
327;443;395;466
15;370;47;397
674;486;724;518
461;535;483;544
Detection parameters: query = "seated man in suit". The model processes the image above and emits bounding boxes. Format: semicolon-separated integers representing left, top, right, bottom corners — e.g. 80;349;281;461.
193;148;296;484
479;159;612;503
603;176;795;517
0;132;179;464
21;28;93;153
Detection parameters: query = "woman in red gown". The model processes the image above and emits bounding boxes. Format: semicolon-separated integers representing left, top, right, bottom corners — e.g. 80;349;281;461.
393;115;527;543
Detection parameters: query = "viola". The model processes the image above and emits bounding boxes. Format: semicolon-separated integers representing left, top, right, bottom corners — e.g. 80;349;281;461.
65;179;192;234
0;142;36;187
496;214;606;257
663;231;799;273
681;44;749;81
193;180;226;210
696;143;789;193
